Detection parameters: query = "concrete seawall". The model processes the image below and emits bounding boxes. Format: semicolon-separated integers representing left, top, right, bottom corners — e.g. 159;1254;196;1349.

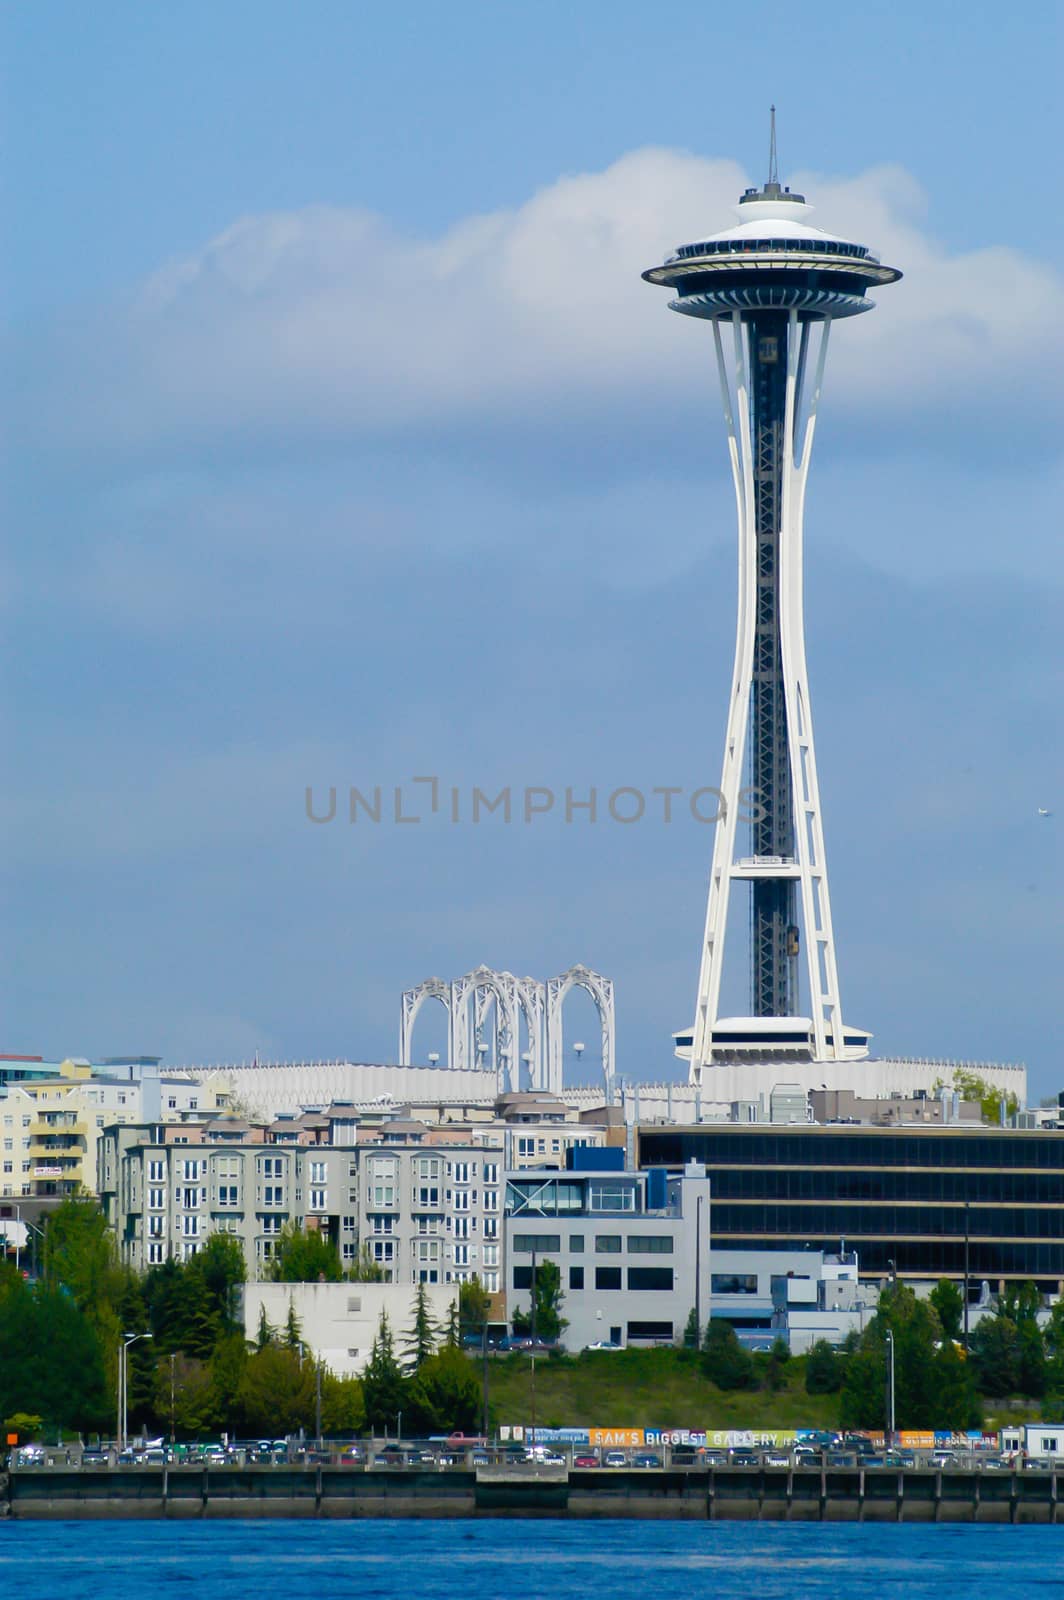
3;1466;1062;1523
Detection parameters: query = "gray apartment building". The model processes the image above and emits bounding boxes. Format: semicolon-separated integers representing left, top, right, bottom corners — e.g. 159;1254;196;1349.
98;1121;508;1291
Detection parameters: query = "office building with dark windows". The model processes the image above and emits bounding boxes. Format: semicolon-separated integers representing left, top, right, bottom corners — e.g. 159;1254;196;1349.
638;1124;1064;1289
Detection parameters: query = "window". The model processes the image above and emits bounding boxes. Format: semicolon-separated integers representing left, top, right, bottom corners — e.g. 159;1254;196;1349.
372;1183;396;1207
483;1188;498;1212
262;1185;284;1207
517;1138;535;1157
595;1234;622;1253
310;1160;326;1185
148;1188;165;1210
513;1233;561;1253
416;1157;441;1180
415;1185;440;1208
712;1274;759;1295
341;1241;358;1262
453;1244;471;1266
147;1242;164;1264
628;1321;674;1341
627;1267;673;1292
217;1185;238;1207
569;1265;584;1290
453;1190;470;1212
258;1156;285;1179
589;1182;635;1212
513;1266;533;1289
181;1159;203;1182
371;1215;395;1235
483;1271;499;1293
416;1240;440;1263
182;1215;200;1237
372;1240;395;1263
569;1234;584;1252
342;1215;357;1234
451;1161;475;1183
261;1215;282;1236
483;1217;498;1240
148;1216;164;1237
627;1235;674;1254
483;1162;499;1184
309;1188;327;1211
482;1244;498;1267
594;1267;622;1290
453;1216;471;1240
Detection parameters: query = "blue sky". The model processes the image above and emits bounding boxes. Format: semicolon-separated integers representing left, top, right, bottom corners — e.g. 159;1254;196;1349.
2;3;1062;1097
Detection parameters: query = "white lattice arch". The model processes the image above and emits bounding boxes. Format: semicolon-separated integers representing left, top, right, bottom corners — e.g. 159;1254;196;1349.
399;977;453;1067
452;966;520;1087
546;965;616;1100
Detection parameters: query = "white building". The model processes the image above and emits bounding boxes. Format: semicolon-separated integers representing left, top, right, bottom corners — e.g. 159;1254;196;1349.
243;1280;457;1378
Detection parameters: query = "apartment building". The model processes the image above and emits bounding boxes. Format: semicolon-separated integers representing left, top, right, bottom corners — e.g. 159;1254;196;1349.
1;1060;215;1200
99;1121;510;1290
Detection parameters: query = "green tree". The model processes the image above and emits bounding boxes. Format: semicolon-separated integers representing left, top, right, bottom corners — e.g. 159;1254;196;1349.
932;1335;980;1430
321;1372;365;1435
805;1339;843;1395
512;1260;566;1343
761;1337;790;1392
361;1311;407;1434
208;1332;249;1432
402;1282;439;1372
936;1070;1019;1126
407;1344;480;1435
347;1245;385;1283
269;1224;342;1284
255;1303;274;1351
682;1307;701;1350
0;1271;110;1433
283;1301;303;1352
839;1285;946;1429
155;1354;220;1437
237;1345;315;1436
458;1277;491;1339
701;1319;755;1391
1016;1319;1047;1398
970;1315;1018;1397
930;1279;964;1341
188;1234;246;1330
42;1197;121;1315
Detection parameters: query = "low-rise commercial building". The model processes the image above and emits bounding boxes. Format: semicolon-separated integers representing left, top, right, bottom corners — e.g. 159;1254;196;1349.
243;1280;458;1378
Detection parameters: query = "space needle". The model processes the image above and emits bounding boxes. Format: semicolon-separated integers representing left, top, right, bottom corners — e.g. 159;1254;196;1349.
644;116;901;1087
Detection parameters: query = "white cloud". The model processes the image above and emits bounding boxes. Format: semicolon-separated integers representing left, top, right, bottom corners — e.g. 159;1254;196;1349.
24;148;1063;457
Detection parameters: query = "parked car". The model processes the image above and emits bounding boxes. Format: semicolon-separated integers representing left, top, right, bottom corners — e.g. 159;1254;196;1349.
603;1450;628;1468
633;1451;662;1469
763;1451;790;1468
573;1453;599;1468
702;1449;728;1467
80;1449;108;1468
339;1445;365;1465
584;1341;623;1352
671;1448;701;1468
730;1450;759;1467
471;1449;492;1466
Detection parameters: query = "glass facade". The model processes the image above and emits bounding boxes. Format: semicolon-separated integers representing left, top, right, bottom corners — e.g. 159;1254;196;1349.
639;1127;1064;1283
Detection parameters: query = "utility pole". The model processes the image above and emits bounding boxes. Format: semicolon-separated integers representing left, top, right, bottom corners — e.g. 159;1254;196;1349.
963;1202;971;1350
481;1318;490;1441
170;1353;176;1447
315;1362;322;1450
694;1195;703;1346
885;1327;895;1449
529;1248;537;1452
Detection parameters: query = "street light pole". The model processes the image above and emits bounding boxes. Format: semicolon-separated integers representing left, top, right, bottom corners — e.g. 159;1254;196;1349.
694;1195;702;1347
885;1328;895;1449
119;1331;152;1453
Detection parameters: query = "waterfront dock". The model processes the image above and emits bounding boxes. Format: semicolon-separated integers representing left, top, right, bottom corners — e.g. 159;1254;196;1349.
3;1464;1063;1522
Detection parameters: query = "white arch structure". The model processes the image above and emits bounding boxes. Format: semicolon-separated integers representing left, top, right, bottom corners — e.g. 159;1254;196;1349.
399;964;615;1099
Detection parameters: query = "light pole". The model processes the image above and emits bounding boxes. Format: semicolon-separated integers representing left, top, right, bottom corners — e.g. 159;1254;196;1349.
169;1353;177;1447
884;1328;895;1450
119;1331;152;1453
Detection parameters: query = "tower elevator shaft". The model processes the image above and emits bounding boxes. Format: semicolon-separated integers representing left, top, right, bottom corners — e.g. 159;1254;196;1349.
749;313;797;1017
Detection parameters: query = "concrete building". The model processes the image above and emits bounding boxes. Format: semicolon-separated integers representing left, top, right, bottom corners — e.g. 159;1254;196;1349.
505;1152;712;1350
243;1280;458;1378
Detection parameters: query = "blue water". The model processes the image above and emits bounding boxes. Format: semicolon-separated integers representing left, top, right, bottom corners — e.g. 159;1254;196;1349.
1;1521;1061;1598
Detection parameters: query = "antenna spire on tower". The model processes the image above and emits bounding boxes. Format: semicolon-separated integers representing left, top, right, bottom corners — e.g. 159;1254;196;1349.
768;104;779;187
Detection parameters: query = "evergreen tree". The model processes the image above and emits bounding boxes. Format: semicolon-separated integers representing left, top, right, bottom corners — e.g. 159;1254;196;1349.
284;1301;303;1352
402;1282;438;1372
930;1279;964;1341
458;1276;491;1339
701;1319;755;1391
407;1344;480;1435
237;1344;315;1436
511;1260;566;1343
347;1244;385;1283
805;1339;843;1395
682;1307;701;1350
361;1311;407;1434
932;1335;980;1430
255;1303;274;1351
970;1315;1018;1397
